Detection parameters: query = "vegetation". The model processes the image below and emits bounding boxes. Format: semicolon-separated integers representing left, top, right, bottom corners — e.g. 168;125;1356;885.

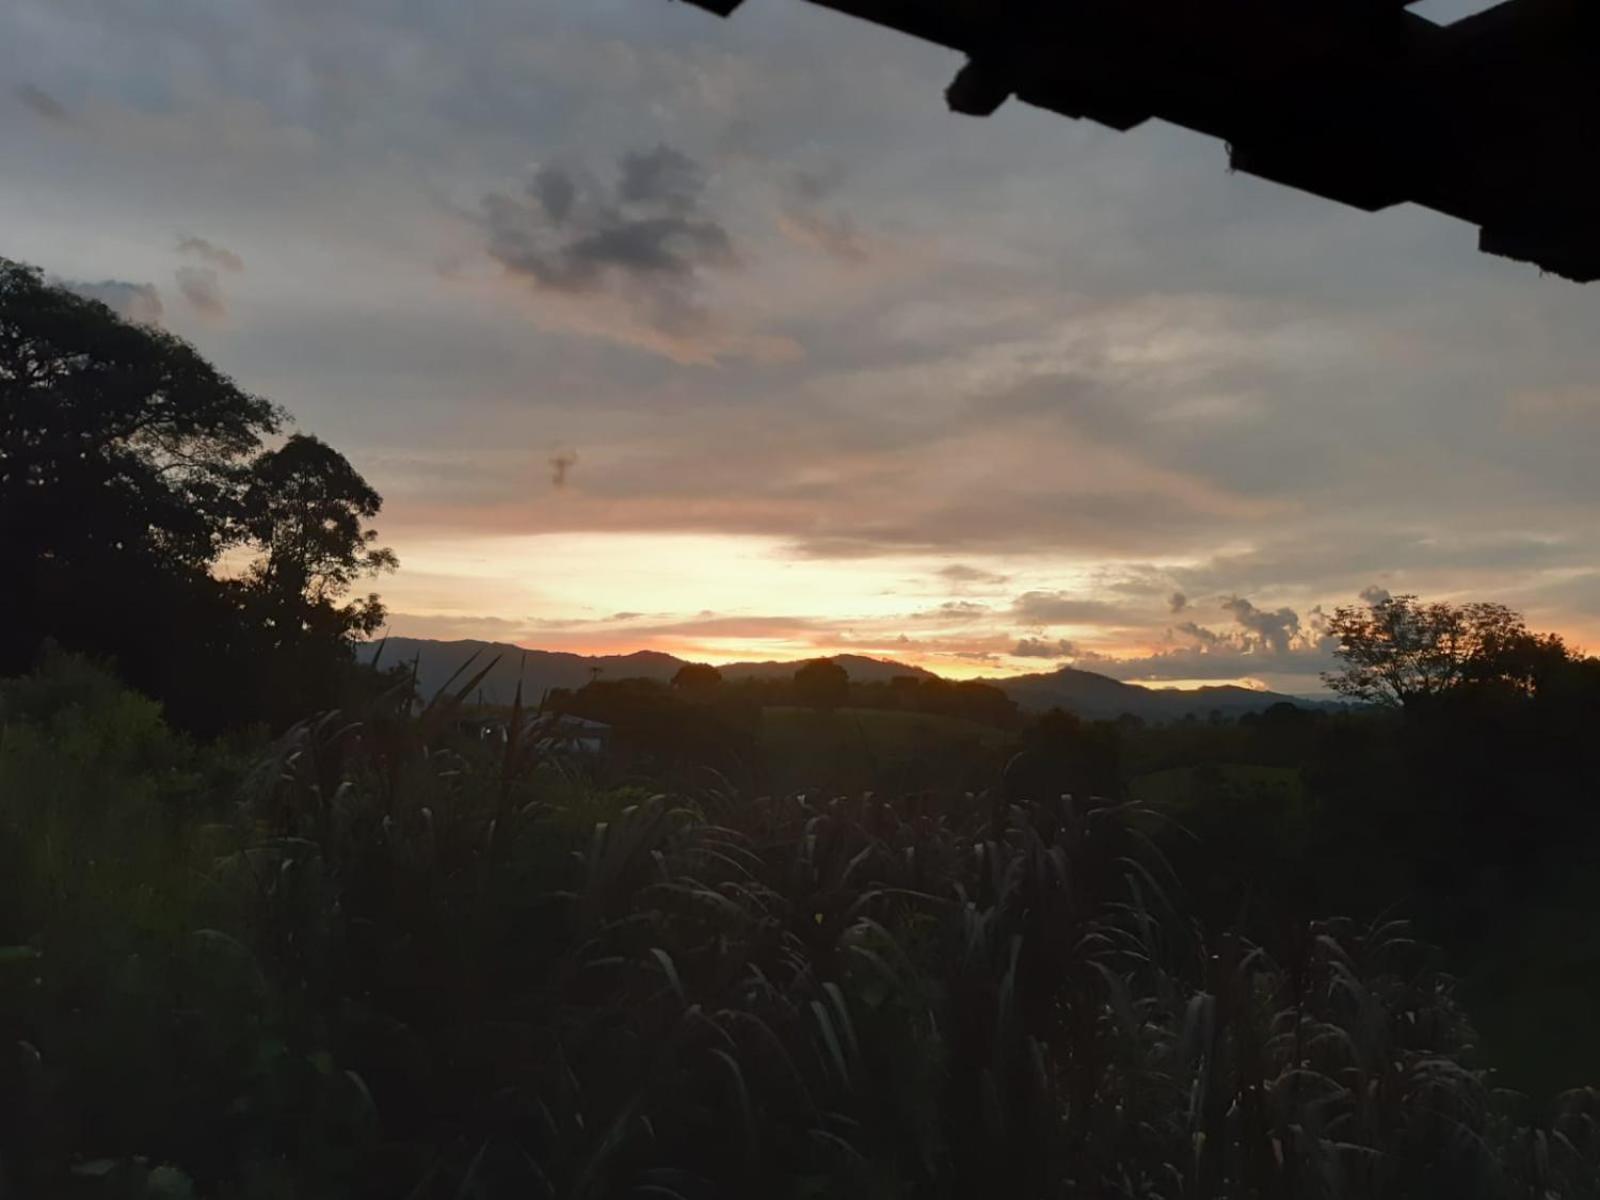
5;253;1600;1196
5;653;1600;1199
1322;595;1570;708
0;259;395;735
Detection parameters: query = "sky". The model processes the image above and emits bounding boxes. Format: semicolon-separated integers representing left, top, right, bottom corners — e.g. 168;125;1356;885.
5;0;1596;694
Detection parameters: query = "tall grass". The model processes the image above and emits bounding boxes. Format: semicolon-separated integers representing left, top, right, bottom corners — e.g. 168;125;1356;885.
2;656;1596;1197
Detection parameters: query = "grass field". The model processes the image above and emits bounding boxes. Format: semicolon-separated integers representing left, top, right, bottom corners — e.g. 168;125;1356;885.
759;706;1013;794
1126;762;1306;809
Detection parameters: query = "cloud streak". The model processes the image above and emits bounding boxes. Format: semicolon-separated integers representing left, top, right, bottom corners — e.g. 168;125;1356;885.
15;83;67;122
177;235;245;273
175;266;227;318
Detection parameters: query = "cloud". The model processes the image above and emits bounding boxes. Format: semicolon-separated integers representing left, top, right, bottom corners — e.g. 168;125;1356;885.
175;266;226;318
776;168;868;262
550;449;578;488
177;235;245;273
1220;595;1301;654
15;83;67;122
908;600;991;622
1359;585;1392;605
1099;643;1339;688
56;278;164;325
480;144;737;335
1173;621;1223;646
1012;636;1078;659
12;0;1600;682
1168;591;1188;613
622;613;828;639
1012;591;1127;625
939;563;1012;586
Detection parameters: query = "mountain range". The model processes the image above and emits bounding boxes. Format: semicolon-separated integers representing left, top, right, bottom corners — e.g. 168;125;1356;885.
360;637;1312;722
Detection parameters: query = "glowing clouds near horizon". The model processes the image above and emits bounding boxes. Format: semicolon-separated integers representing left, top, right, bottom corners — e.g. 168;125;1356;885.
373;529;1320;688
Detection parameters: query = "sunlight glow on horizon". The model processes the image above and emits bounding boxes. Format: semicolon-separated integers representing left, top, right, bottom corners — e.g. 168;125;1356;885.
377;529;1274;682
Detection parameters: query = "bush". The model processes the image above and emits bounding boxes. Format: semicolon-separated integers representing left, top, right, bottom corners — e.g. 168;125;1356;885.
2;661;1596;1198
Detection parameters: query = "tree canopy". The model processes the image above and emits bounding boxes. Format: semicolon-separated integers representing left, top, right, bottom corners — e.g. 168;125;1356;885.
793;657;850;711
669;662;724;696
0;257;394;732
1322;594;1568;709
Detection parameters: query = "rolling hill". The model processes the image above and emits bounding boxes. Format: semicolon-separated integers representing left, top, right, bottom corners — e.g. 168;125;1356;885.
359;637;1309;721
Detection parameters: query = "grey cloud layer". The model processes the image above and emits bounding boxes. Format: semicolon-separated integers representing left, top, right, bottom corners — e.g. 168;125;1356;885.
5;0;1600;685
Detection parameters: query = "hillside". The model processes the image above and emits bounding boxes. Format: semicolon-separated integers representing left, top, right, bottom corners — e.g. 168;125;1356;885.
360;637;1307;721
993;666;1306;721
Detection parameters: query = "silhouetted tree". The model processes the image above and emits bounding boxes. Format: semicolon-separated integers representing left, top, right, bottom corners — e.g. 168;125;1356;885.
236;433;396;646
0;258;393;732
1322;594;1564;708
793;657;849;712
0;257;279;677
670;662;723;696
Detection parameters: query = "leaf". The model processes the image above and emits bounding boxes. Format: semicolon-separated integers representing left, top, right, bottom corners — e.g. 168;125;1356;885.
710;1048;758;1160
810;999;849;1086
650;947;686;1004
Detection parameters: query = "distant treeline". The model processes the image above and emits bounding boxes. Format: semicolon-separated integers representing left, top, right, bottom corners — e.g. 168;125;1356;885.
546;659;1021;728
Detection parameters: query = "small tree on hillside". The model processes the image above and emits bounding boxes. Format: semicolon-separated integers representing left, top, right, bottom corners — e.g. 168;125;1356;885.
1322;594;1566;708
793;657;849;712
670;663;724;697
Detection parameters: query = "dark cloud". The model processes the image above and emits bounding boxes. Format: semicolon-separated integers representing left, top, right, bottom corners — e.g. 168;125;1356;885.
1173;621;1224;646
175;266;226;318
533;165;577;224
1360;585;1393;605
56;278;164;325
480;144;736;332
177;235;244;273
1221;595;1301;654
1168;591;1188;613
1012;591;1126;625
618;145;704;211
1013;637;1078;659
15;83;67;121
549;449;578;488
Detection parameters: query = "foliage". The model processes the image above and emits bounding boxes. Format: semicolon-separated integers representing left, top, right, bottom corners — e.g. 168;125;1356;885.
4;657;1598;1198
236;433;397;642
0;258;395;735
793;658;850;712
1322;594;1569;708
671;663;725;696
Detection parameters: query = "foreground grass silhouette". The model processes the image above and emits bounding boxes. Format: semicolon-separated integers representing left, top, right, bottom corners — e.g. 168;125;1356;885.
2;655;1597;1198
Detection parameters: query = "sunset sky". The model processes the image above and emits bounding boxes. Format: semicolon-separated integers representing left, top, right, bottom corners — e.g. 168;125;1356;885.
6;0;1596;694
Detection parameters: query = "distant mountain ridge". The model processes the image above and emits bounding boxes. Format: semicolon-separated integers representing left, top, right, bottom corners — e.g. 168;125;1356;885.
360;637;1311;721
985;666;1308;721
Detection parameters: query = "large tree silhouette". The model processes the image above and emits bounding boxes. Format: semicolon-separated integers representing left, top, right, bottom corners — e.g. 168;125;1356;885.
0;258;394;731
1322;594;1566;709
